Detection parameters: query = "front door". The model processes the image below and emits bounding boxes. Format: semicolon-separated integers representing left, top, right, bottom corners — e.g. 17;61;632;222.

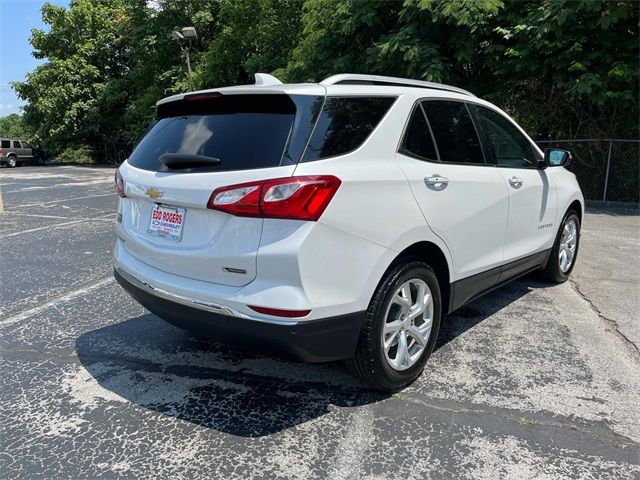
469;104;557;268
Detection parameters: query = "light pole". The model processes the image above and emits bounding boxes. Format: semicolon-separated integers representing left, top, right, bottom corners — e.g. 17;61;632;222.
172;27;197;91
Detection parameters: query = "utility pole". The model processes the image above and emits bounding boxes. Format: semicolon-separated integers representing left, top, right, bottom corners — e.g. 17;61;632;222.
171;27;197;91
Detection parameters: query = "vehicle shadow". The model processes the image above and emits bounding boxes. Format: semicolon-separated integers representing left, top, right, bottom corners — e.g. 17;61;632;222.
76;276;550;437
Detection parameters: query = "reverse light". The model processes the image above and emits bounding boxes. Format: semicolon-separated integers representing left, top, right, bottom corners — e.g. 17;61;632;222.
207;175;341;221
248;305;311;318
115;167;126;197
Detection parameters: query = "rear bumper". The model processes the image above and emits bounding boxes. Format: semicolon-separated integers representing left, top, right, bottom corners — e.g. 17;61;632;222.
114;267;364;362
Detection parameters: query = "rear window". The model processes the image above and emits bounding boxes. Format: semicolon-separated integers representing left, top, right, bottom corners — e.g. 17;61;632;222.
1;140;9;148
302;96;396;161
128;94;319;173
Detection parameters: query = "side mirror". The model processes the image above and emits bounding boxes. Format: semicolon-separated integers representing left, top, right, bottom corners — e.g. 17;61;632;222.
544;148;573;168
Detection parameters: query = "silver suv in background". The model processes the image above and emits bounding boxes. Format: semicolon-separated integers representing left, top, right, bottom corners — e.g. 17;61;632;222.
0;139;38;167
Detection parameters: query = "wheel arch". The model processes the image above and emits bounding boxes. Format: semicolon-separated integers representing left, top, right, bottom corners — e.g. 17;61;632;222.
388;241;452;315
568;199;583;223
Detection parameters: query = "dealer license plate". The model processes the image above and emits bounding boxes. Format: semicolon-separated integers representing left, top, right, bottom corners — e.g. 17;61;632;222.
147;204;186;241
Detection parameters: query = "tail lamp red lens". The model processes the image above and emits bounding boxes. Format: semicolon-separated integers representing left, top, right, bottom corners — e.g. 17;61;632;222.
207;175;341;221
115;168;125;197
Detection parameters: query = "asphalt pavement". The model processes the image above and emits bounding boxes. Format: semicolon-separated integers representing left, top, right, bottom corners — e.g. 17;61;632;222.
1;166;639;479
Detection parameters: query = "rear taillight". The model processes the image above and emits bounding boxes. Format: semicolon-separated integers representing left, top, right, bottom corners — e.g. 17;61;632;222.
115;167;125;197
207;175;341;221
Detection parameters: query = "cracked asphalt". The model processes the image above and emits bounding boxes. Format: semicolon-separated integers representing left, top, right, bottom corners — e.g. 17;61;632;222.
1;166;639;479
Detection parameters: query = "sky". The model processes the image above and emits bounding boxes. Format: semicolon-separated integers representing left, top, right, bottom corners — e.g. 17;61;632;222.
0;0;69;116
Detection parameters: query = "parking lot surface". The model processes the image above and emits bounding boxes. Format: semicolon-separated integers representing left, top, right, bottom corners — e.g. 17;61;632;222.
1;166;639;479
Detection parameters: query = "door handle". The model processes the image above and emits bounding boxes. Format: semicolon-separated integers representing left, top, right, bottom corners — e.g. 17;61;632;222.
424;175;449;190
508;176;524;188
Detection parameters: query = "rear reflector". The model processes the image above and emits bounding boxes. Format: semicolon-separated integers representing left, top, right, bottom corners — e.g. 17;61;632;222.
207;175;341;221
248;305;311;318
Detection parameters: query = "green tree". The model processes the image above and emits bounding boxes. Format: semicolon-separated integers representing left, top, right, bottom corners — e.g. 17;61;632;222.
282;0;638;139
12;0;130;156
0;114;31;139
197;0;303;88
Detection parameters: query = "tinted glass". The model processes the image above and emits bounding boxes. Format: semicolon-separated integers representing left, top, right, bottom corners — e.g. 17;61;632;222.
1;140;9;148
302;96;396;161
401;105;438;161
472;105;534;167
23;142;32;148
13;141;21;148
128;94;301;172
422;101;484;165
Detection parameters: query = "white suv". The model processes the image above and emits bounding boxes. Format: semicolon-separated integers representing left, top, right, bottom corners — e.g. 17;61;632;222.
114;73;583;390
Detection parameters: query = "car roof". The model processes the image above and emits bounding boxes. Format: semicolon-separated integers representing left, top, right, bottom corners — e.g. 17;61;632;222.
156;73;480;107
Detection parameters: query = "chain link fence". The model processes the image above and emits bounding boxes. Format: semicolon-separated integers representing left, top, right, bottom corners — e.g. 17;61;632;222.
535;139;639;203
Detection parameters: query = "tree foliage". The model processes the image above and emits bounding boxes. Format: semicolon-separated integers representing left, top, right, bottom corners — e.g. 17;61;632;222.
0;114;31;139
12;0;638;161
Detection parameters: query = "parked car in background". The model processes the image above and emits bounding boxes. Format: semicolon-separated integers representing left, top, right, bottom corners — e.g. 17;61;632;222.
113;73;583;391
0;139;42;167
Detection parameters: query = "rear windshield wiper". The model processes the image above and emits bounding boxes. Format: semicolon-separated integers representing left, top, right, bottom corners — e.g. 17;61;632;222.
159;153;222;170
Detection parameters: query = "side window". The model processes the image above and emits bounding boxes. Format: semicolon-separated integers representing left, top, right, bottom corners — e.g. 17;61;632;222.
302;96;396;161
23;142;32;149
422;101;485;165
13;141;21;148
471;105;534;168
1;140;10;148
400;104;438;161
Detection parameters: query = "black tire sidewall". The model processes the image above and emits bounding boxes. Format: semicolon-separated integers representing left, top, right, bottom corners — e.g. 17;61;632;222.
369;261;442;388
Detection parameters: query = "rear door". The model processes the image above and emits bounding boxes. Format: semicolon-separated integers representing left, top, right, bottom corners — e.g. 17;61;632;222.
396;100;509;291
22;142;34;160
118;92;322;287
469;104;557;267
12;141;24;160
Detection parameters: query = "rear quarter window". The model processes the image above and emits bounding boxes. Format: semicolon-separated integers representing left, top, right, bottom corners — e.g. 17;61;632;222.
302;96;396;161
1;140;10;148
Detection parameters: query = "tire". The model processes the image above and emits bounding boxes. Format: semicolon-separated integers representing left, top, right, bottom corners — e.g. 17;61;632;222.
541;210;580;283
7;155;17;168
348;259;442;391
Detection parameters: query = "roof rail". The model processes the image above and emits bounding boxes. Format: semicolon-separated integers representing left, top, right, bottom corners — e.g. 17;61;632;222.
320;74;475;97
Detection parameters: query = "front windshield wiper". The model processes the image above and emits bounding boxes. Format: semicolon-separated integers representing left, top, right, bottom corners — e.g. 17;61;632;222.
159;153;222;170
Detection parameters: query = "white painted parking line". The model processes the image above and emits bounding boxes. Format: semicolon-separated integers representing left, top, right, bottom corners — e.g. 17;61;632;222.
0;213;114;239
7;212;69;219
0;277;114;327
12;192;115;209
2;179;114;194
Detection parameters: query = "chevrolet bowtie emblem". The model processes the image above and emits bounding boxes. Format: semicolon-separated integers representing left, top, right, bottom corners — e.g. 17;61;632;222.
146;187;164;200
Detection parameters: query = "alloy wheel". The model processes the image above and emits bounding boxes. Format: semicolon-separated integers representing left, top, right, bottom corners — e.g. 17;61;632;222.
382;279;434;371
559;218;578;273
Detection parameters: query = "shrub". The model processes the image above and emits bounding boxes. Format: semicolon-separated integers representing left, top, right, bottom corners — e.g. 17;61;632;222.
57;145;94;164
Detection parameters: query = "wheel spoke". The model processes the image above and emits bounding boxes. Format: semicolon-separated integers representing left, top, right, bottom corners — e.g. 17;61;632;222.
384;330;399;350
409;289;430;319
407;326;427;347
393;287;412;310
384;320;402;334
397;331;409;367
